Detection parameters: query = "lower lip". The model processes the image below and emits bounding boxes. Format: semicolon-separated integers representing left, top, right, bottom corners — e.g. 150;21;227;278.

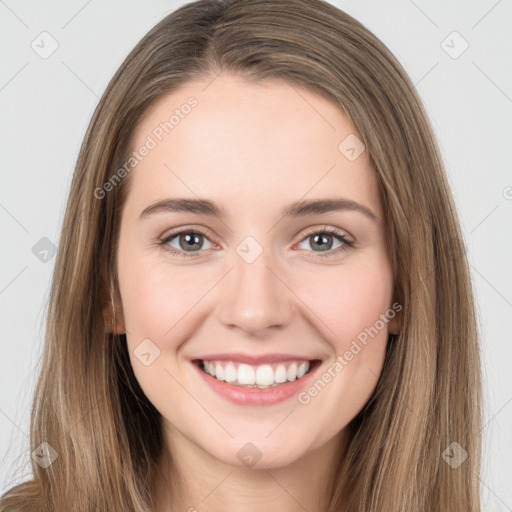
193;360;320;406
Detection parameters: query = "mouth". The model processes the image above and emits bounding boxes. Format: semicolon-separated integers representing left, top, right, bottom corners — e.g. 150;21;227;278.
193;358;321;389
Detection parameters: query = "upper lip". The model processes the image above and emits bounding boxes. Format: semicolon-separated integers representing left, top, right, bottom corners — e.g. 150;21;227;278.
193;353;318;365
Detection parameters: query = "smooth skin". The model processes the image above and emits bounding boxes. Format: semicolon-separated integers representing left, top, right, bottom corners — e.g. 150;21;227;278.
108;72;400;511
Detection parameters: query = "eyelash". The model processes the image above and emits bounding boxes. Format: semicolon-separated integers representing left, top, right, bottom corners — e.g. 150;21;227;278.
157;225;355;259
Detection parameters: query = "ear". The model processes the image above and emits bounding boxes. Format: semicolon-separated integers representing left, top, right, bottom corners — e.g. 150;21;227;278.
101;276;125;334
387;292;403;336
387;314;401;336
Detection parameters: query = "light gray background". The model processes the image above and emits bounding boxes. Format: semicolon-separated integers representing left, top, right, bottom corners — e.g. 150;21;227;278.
1;0;511;509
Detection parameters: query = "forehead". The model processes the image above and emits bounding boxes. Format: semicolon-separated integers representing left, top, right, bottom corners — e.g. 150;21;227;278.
126;72;381;218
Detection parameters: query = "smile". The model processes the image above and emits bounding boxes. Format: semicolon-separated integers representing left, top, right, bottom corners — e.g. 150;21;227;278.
192;355;322;406
201;360;312;388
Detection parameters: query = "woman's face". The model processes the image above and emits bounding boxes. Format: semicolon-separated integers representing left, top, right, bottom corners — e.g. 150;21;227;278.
113;72;399;469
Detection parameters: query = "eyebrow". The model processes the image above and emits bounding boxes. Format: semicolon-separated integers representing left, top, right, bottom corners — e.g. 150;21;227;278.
139;197;378;222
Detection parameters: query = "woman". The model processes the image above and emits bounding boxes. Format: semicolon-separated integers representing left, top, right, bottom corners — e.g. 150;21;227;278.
0;0;482;510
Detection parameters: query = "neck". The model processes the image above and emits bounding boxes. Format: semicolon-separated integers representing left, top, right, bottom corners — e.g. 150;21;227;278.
154;425;349;512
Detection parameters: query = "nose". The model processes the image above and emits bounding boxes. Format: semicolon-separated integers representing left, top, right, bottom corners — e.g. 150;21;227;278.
216;250;294;336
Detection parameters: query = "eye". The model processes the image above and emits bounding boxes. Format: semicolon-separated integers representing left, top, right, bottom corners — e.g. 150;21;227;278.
159;228;215;257
158;225;354;259
296;226;354;258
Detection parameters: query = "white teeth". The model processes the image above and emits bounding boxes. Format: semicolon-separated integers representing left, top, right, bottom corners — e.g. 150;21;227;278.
237;364;255;385
274;364;288;383
201;360;311;388
287;362;297;381
255;365;274;386
297;362;308;379
215;363;225;381
224;363;237;382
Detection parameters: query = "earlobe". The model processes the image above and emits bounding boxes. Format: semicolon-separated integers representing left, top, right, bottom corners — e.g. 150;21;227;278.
387;292;403;336
387;315;401;336
101;277;125;334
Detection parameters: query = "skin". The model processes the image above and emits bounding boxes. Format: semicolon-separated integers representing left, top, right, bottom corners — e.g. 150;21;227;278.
107;72;400;511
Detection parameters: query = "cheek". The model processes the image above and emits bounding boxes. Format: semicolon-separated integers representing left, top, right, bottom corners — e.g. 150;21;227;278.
120;263;175;337
118;234;204;332
314;263;392;389
118;255;211;407
290;264;393;431
118;250;215;349
301;262;394;347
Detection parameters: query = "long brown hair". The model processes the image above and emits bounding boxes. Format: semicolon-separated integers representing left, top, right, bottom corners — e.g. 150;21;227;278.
1;0;482;510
